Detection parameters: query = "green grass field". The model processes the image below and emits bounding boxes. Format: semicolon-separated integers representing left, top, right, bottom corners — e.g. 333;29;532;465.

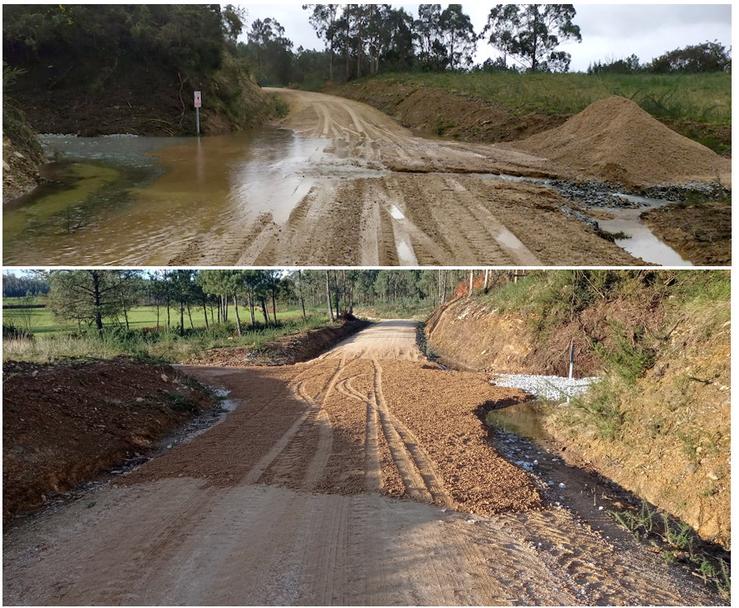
350;71;731;153
3;302;320;335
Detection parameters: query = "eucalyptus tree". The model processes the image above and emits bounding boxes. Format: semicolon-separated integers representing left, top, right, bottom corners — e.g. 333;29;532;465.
483;4;581;72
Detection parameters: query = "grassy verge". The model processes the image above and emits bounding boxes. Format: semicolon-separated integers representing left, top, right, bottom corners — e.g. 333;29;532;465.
609;500;730;600
338;71;731;154
3;315;331;364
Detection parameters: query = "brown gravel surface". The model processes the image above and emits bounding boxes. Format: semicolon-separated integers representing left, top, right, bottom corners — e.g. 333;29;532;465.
376;360;539;513
3;321;722;605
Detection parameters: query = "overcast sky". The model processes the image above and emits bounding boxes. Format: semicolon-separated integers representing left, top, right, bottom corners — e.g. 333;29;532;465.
235;3;732;71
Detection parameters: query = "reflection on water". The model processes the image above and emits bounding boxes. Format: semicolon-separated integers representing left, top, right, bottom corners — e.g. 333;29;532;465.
486;401;557;444
600;205;692;266
3;128;333;265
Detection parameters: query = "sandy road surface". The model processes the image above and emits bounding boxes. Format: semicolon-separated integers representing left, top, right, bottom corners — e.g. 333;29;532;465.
4;321;718;605
212;89;637;266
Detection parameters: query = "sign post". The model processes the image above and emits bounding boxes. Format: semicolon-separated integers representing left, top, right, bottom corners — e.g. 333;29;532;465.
194;90;202;137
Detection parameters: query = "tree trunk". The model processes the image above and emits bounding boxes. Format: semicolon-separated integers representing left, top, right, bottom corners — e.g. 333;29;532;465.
260;298;270;325
202;296;209;329
91;271;103;335
233;295;242;336
271;290;277;324
186;303;194;329
179;301;185;336
325;271;334;321
248;290;256;326
298;270;307;321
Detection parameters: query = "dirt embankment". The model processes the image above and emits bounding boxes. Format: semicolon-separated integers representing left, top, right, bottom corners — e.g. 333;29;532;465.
3;103;45;200
187;317;372;367
642;200;731;265
329;79;566;143
330;82;730;191
426;277;730;548
3;358;218;521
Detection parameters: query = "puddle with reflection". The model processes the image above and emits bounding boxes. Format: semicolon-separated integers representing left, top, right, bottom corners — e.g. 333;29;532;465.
599;205;692;266
475;173;692;266
4;128;384;265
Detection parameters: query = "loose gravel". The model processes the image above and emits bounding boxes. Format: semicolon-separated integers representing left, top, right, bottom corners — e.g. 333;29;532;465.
491;373;599;401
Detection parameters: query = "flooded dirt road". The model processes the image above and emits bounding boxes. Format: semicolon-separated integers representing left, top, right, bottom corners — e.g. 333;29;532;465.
3;89;681;266
4;321;721;605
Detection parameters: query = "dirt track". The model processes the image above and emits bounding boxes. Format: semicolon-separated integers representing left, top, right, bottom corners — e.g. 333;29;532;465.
217;88;638;266
3;321;720;605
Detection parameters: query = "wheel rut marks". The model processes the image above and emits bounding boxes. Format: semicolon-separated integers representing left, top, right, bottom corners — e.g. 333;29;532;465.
371;357;450;506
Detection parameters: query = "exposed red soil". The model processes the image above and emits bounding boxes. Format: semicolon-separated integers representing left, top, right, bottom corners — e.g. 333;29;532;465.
3;358;218;520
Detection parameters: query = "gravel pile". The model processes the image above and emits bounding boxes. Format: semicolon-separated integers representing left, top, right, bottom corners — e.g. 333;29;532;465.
491;374;599;401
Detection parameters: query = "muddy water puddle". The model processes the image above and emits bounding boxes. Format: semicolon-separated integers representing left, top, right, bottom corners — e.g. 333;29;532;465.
4;129;383;265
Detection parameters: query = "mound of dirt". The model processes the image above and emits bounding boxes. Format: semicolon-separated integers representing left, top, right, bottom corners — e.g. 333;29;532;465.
3;358;217;521
510;96;731;188
188;318;372;367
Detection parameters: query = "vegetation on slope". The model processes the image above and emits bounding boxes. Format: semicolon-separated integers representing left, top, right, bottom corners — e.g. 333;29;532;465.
2;5;277;136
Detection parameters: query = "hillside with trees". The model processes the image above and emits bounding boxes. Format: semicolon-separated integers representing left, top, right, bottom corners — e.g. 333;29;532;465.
2;4;280;136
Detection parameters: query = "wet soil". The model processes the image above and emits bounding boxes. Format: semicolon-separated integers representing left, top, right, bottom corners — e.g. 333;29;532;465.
485;402;730;600
642;199;731;265
3;322;724;605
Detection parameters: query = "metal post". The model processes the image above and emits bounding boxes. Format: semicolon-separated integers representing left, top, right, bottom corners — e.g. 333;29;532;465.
568;339;575;380
196;107;200;137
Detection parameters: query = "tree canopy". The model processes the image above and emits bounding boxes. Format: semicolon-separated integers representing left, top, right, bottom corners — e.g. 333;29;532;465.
483;4;581;72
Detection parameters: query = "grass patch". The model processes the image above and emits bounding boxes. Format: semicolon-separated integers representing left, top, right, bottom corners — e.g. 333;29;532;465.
610;501;730;600
2;302;323;335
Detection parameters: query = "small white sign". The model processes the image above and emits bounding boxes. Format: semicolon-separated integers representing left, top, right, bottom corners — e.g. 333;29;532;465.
194;91;202;108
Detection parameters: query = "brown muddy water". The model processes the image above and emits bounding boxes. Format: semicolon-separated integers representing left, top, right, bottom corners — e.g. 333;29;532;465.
4;129;382;265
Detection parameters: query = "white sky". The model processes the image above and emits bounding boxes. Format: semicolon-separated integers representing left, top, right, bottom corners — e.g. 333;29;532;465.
235;3;732;71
